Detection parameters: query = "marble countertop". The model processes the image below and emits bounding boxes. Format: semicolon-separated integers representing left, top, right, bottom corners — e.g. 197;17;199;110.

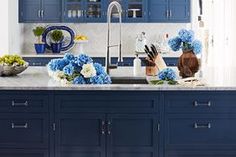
0;67;236;91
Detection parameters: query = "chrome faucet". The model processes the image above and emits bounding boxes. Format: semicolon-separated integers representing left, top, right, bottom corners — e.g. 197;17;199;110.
106;1;123;74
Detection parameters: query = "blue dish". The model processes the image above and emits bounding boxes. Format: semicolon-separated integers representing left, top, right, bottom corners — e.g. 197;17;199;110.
42;26;75;52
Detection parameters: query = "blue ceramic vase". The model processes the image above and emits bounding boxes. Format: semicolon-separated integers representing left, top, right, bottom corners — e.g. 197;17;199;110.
51;43;62;53
34;43;46;54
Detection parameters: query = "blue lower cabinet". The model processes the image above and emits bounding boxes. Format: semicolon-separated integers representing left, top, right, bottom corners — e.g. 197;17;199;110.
165;151;236;157
0;113;49;149
107;114;159;157
0;149;48;157
165;114;236;150
55;114;106;157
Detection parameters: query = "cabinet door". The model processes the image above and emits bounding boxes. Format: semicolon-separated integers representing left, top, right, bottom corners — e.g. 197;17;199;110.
42;0;62;22
124;0;148;22
63;0;85;22
0;149;48;157
84;0;106;22
107;114;159;157
0;113;49;149
168;0;190;22
19;0;41;22
148;0;168;22
55;114;106;157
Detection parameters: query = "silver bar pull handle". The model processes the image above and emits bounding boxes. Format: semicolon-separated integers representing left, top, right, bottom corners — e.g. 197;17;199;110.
107;121;112;135
169;10;172;17
11;123;28;129
12;101;28;107
194;123;211;129
101;120;106;135
194;101;211;107
41;10;44;18
166;10;169;17
38;10;41;18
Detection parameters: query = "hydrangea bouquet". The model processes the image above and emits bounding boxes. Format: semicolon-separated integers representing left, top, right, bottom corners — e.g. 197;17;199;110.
47;53;112;85
168;29;202;55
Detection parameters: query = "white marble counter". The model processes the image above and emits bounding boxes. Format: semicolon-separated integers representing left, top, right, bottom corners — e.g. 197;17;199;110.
0;67;236;91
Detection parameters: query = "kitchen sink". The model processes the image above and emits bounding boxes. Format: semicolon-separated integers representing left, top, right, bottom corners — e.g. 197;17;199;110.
111;77;149;84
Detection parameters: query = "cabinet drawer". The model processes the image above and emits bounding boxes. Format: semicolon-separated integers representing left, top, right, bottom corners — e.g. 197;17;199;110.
0;149;48;157
166;150;236;157
0;114;49;148
166;114;236;150
55;92;159;113
165;92;236;113
0;92;49;113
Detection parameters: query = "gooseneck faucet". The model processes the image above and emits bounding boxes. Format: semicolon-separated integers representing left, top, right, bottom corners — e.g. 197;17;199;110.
106;1;123;74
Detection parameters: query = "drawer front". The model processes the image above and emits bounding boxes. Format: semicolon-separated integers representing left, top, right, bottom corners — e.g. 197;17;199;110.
0;114;49;148
166;151;236;157
166;115;236;149
55;92;159;113
165;92;236;113
0;92;49;113
0;149;48;157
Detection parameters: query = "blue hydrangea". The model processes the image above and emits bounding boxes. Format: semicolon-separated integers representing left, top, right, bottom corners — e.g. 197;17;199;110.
90;75;104;84
94;63;105;75
191;40;202;55
178;29;194;43
75;54;93;67
89;74;112;84
102;74;112;84
48;59;69;71
63;64;75;76
168;37;182;51
64;53;75;62
73;76;86;84
158;68;176;81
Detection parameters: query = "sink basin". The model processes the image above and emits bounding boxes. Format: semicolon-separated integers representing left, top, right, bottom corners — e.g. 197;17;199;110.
111;77;149;84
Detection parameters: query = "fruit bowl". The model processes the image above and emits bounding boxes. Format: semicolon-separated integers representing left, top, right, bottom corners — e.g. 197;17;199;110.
0;62;29;76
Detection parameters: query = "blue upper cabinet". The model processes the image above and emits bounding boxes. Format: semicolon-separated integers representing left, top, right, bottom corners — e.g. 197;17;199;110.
124;0;148;22
42;0;62;22
169;0;191;22
148;0;191;23
63;0;106;23
19;0;62;23
19;0;190;23
19;0;41;22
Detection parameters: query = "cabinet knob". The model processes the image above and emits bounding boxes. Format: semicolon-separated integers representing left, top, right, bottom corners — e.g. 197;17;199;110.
101;120;106;135
38;10;41;18
107;121;112;135
41;10;44;18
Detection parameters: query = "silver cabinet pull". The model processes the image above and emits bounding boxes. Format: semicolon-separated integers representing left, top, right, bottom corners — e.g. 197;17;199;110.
166;10;169;17
107;121;112;135
194;123;211;129
169;10;172;17
12;101;28;107
41;10;44;18
194;101;211;107
11;123;28;129
101;120;105;135
38;10;41;18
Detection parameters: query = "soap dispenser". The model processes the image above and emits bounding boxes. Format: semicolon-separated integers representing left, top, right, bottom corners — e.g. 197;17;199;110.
133;54;142;77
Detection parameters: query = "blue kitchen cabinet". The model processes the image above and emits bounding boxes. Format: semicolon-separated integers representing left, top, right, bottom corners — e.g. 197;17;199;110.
169;0;190;22
55;114;106;157
19;0;62;23
107;114;159;157
0;149;48;157
19;0;41;22
63;0;106;23
148;0;191;23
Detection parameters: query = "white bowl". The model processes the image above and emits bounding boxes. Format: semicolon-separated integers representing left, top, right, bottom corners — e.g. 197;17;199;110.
0;62;29;76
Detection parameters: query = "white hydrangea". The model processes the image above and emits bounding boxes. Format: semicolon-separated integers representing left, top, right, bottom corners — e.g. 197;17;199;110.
81;63;96;78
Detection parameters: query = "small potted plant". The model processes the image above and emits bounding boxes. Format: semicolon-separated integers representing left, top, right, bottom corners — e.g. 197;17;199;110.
50;30;64;53
33;26;46;54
